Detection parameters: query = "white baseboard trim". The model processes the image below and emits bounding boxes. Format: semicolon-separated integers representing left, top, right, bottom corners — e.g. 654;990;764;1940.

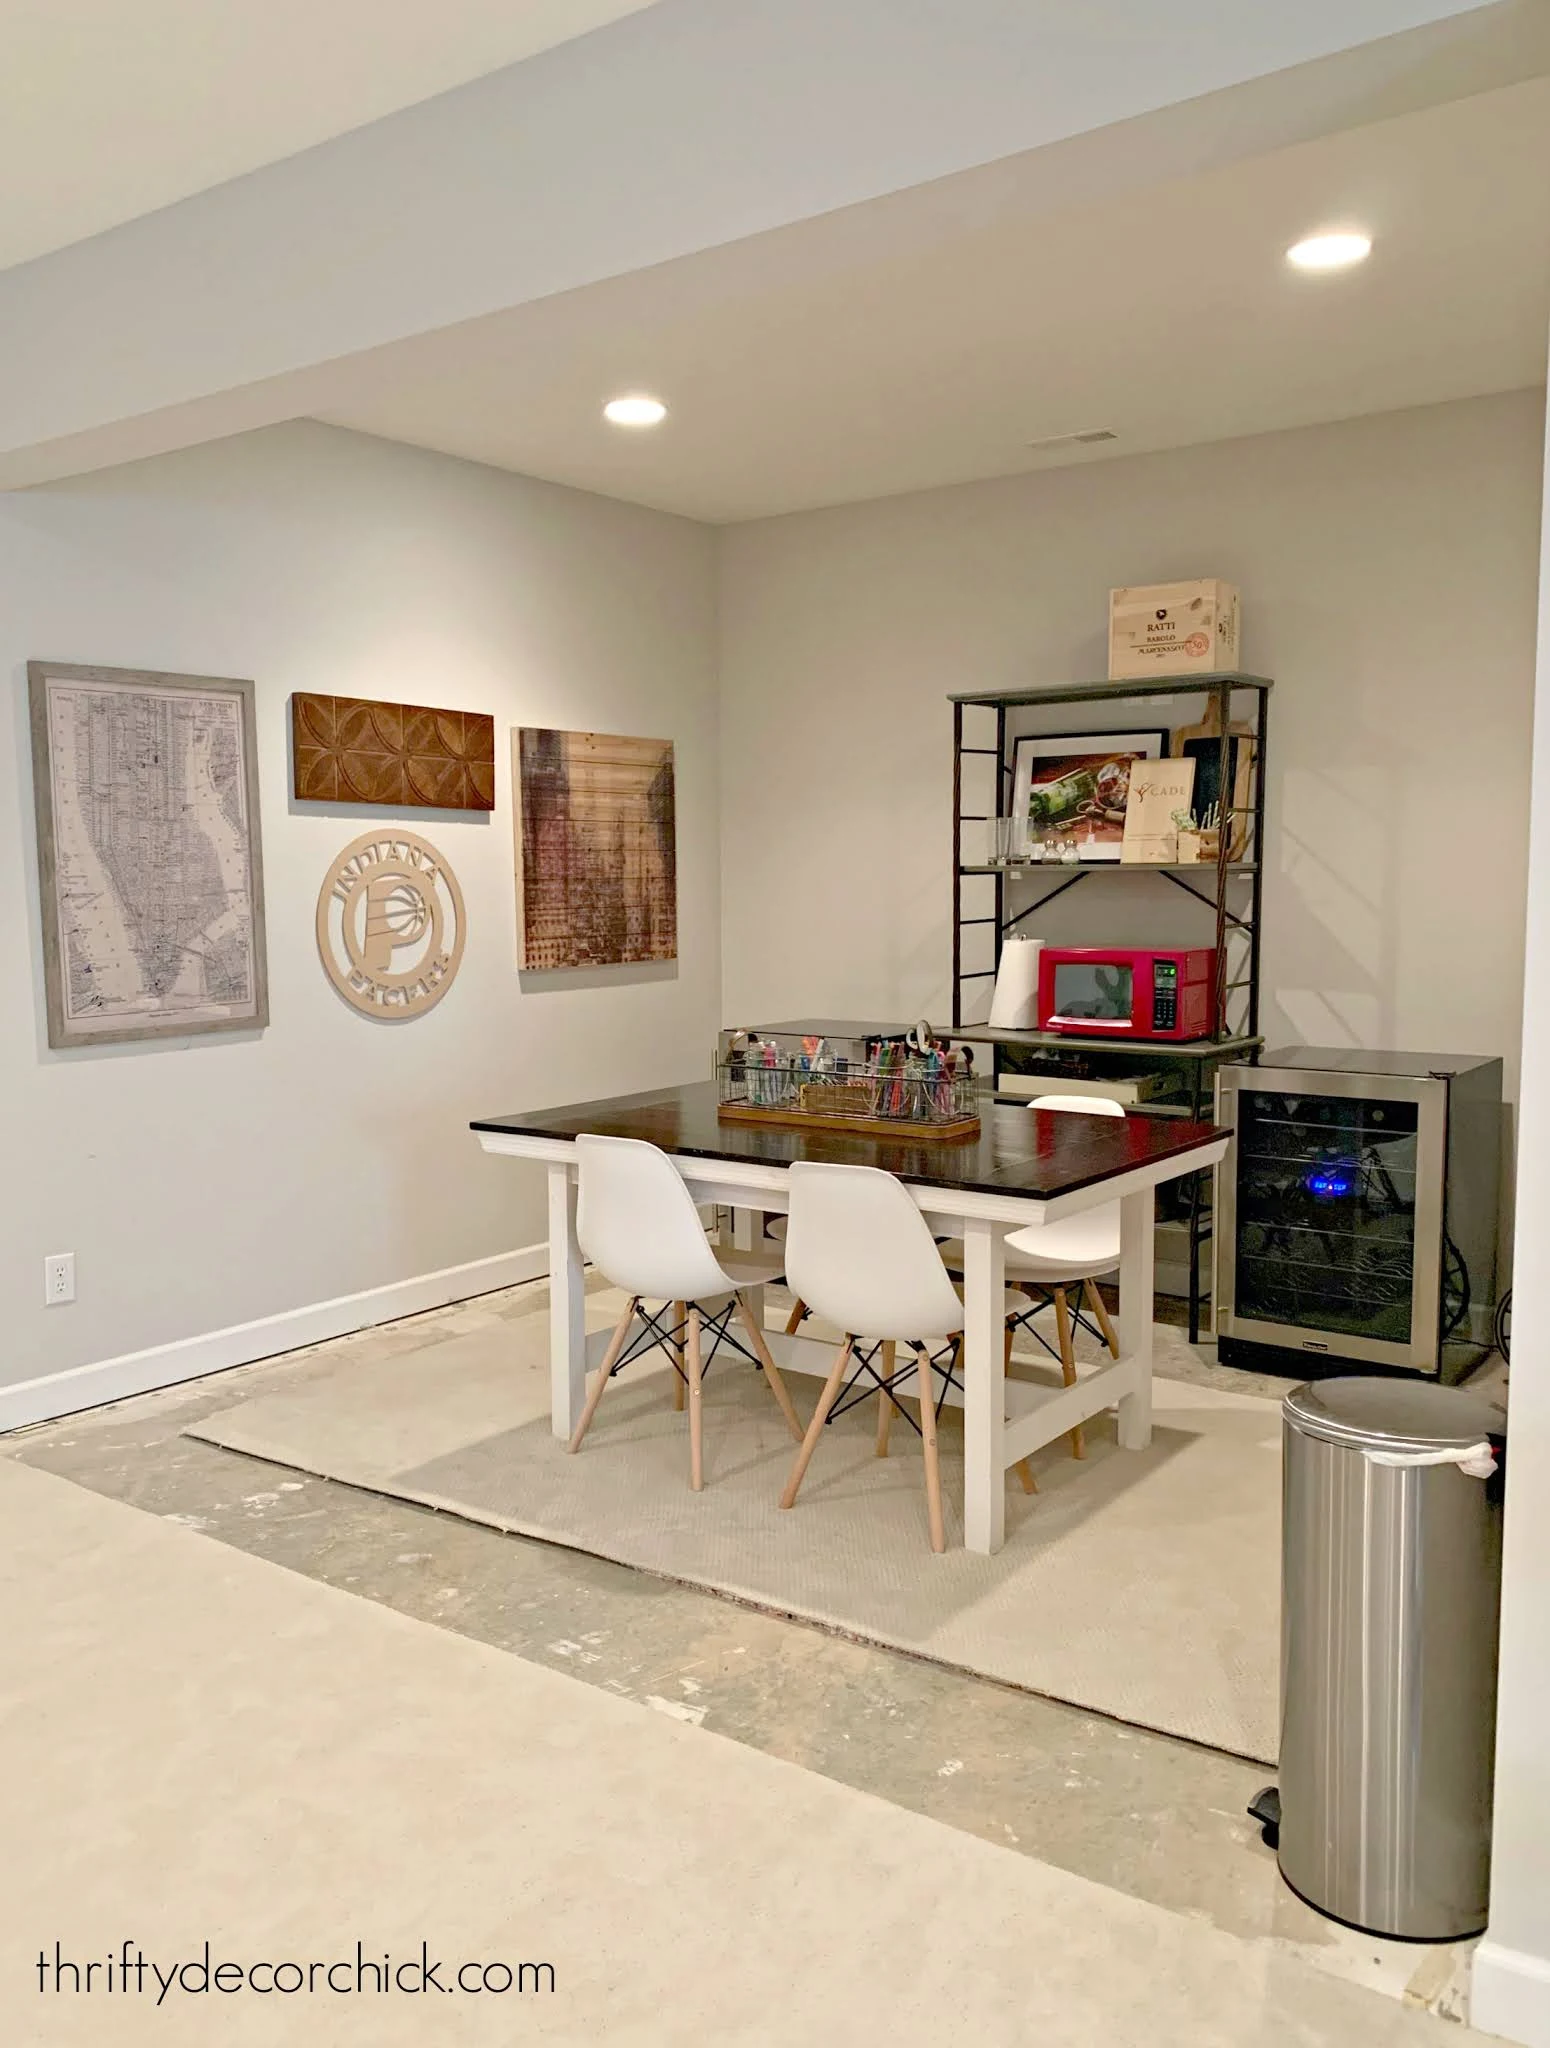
0;1244;549;1436
1472;1939;1550;2046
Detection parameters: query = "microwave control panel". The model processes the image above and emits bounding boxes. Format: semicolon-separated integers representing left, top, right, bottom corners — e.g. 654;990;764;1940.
1151;959;1179;1033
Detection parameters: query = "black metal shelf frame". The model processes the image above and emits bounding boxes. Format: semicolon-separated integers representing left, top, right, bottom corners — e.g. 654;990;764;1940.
948;671;1273;1341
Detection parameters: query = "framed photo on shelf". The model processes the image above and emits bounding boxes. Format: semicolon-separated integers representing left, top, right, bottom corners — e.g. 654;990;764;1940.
1009;729;1168;861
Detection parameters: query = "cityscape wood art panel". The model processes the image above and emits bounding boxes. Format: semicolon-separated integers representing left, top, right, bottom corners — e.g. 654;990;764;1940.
28;661;268;1047
292;692;495;809
515;728;677;969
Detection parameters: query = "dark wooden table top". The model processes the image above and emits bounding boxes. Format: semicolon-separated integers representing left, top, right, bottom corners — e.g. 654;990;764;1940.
472;1082;1226;1202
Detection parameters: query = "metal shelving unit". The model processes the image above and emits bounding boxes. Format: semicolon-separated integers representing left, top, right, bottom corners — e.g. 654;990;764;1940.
943;671;1273;1339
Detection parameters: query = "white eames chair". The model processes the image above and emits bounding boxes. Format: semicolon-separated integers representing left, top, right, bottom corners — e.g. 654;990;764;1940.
940;1094;1123;1460
567;1135;804;1489
778;1159;1032;1553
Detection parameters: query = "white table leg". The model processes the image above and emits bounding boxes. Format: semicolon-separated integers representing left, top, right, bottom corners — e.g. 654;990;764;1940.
731;1206;760;1251
1115;1185;1155;1451
731;1205;766;1326
547;1164;587;1441
961;1215;1007;1555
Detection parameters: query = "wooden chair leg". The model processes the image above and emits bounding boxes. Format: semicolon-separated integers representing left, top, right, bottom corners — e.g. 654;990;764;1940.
1052;1286;1085;1460
784;1299;809;1336
780;1338;854;1510
567;1296;640;1453
915;1344;946;1554
1085;1278;1121;1358
670;1300;687;1410
875;1339;897;1457
686;1306;706;1492
1004;1319;1037;1494
736;1293;804;1442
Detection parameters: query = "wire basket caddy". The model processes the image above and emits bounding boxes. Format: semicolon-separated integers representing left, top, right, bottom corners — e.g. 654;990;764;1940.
716;1029;979;1141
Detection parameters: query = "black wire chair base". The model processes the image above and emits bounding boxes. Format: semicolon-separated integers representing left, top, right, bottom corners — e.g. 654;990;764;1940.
785;1271;1114;1434
827;1337;963;1431
1005;1283;1109;1364
607;1297;769;1387
930;1250;1115;1367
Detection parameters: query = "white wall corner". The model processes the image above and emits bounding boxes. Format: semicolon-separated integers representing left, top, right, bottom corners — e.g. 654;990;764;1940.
1476;320;1550;2048
0;1244;547;1435
1473;1941;1550;2047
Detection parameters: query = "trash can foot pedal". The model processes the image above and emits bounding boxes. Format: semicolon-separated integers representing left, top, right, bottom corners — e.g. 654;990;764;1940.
1248;1785;1281;1850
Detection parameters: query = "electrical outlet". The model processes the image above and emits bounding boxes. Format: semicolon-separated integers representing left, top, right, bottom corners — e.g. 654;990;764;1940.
44;1252;75;1306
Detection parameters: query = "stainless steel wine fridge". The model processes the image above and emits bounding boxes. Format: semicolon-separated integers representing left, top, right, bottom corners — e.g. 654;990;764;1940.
1215;1049;1501;1381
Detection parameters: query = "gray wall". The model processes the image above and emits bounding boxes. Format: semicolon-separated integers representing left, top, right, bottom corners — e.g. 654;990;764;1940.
0;421;719;1399
719;392;1542;1102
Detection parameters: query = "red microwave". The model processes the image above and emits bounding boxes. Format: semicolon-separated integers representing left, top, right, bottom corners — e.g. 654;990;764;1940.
1037;946;1216;1041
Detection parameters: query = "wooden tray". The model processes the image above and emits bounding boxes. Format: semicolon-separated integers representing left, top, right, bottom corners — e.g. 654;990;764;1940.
718;1101;981;1143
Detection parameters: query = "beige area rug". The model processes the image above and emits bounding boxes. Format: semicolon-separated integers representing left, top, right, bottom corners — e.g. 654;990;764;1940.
186;1297;1283;1764
0;1457;1474;2048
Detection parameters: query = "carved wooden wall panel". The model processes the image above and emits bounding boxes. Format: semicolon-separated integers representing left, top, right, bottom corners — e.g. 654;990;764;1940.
293;694;495;810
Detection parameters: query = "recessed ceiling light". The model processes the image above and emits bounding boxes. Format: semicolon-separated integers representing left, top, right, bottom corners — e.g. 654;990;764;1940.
1286;232;1372;272
603;394;668;427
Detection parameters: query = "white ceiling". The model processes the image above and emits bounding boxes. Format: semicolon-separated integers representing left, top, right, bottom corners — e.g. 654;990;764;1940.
0;0;659;270
313;75;1550;523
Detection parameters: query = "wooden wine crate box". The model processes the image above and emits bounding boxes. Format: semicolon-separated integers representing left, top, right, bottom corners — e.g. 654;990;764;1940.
1108;579;1240;679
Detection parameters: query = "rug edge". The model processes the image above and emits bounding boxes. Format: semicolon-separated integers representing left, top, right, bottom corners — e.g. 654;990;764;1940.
182;1417;1278;1768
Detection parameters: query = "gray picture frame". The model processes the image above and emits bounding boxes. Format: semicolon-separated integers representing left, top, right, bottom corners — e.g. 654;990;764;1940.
28;661;269;1048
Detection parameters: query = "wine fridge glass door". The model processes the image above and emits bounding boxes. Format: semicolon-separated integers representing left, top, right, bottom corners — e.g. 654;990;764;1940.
1217;1069;1447;1370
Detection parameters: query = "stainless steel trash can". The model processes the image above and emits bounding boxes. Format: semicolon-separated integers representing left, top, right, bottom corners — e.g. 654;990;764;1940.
1279;1377;1504;1940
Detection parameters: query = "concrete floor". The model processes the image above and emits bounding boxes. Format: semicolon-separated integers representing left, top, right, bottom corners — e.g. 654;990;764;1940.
3;1277;1486;2027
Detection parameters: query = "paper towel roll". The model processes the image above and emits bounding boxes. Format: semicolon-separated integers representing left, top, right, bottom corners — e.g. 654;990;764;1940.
988;938;1043;1030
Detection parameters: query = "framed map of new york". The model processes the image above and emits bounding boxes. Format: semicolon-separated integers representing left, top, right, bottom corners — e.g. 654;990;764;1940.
28;662;269;1048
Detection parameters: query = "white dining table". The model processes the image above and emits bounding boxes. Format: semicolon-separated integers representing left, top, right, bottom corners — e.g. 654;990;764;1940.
472;1083;1228;1555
